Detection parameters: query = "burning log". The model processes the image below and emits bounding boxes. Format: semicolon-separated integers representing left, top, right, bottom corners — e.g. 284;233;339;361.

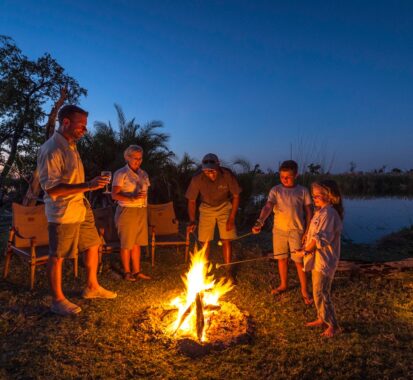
195;292;205;341
173;303;193;335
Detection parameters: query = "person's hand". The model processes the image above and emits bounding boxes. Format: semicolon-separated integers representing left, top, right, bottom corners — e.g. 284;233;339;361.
295;249;305;258
252;219;263;234
88;176;109;191
226;216;235;231
187;221;197;233
131;191;146;200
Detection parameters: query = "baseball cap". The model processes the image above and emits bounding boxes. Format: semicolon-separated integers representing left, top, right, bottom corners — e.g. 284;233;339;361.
202;153;219;170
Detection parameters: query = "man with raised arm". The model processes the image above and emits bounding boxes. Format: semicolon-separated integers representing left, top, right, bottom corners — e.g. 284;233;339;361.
38;105;117;316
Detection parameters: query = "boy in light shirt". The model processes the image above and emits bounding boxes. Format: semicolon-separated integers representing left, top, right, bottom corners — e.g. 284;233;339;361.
252;160;313;304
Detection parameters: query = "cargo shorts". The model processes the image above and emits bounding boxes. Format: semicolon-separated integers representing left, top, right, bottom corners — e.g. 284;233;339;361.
198;201;237;242
273;228;304;263
48;203;101;259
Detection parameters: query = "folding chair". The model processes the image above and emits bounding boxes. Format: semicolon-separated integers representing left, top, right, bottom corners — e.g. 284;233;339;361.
92;206;120;270
3;203;78;289
148;202;190;267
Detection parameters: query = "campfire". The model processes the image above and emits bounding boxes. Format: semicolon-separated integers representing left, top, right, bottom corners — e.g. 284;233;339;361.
135;245;252;357
168;245;234;342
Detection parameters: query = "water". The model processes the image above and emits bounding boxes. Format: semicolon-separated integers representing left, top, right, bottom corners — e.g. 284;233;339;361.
343;197;413;244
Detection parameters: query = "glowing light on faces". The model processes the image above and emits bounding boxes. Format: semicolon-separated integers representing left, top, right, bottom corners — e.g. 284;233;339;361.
312;185;329;207
64;113;88;141
279;170;297;188
127;151;143;171
203;169;218;181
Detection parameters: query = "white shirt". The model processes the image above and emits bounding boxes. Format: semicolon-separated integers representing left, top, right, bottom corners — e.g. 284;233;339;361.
37;131;86;224
306;205;343;278
112;164;150;207
267;184;312;232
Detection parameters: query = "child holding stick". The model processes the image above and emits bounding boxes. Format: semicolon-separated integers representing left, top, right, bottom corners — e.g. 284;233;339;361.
252;160;313;304
296;180;344;338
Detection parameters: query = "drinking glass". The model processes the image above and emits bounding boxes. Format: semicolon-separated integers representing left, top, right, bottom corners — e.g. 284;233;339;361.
101;171;112;194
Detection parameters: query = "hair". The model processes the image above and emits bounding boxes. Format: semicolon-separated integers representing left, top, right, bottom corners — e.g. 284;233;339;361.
124;145;143;160
279;160;298;174
311;179;344;220
58;105;88;124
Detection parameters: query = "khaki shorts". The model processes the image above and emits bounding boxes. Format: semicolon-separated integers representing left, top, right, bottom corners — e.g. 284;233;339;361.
198;201;237;242
115;206;148;249
273;228;303;263
48;205;101;259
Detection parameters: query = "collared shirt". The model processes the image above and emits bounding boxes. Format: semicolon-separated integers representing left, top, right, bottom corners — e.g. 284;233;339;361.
267;184;312;232
112;164;150;207
306;205;343;278
37;131;86;224
185;168;241;207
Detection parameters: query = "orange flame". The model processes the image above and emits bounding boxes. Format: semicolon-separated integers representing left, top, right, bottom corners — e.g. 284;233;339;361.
169;245;233;342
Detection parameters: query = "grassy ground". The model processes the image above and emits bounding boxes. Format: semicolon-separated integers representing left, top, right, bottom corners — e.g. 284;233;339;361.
0;227;412;379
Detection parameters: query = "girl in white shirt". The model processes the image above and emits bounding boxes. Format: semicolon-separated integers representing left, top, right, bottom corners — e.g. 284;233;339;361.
297;180;343;338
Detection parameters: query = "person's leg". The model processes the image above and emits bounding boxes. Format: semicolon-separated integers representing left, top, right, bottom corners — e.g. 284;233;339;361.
48;222;82;315
306;270;326;327
120;248;132;274
131;245;151;279
272;229;289;293
290;230;312;303
221;240;232;264
276;258;288;292
80;206;117;298
84;244;100;290
198;204;215;259
318;274;340;337
295;262;312;304
47;256;65;302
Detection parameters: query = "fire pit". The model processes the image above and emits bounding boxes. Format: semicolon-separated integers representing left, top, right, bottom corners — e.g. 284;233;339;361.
134;246;252;357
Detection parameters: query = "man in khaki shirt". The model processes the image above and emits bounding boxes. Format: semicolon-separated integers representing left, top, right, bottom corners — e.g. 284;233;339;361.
38;105;117;316
186;153;241;280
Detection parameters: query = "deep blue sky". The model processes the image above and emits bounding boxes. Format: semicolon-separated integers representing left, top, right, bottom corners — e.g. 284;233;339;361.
1;0;412;172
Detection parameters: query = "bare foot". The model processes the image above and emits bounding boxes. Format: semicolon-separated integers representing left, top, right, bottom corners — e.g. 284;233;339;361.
321;326;341;338
134;272;151;280
271;286;288;295
306;319;325;328
301;292;314;305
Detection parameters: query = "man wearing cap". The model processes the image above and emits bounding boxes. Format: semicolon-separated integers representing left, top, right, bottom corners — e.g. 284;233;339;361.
37;104;117;316
186;153;241;276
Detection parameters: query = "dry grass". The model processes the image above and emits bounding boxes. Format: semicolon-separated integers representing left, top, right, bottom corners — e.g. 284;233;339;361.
0;230;412;379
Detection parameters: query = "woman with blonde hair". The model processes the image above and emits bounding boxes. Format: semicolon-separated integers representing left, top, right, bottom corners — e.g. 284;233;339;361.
297;179;343;337
112;145;151;281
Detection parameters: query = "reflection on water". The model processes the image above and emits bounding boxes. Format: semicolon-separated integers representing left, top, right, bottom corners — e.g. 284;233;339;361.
344;197;413;244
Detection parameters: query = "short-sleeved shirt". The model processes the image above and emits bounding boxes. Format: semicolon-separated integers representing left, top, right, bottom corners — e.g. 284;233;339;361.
37;131;86;224
185;168;241;207
112;164;150;207
267;184;312;232
306;205;343;278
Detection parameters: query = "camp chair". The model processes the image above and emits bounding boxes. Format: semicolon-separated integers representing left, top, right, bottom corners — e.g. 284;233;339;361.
92;206;120;270
148;202;190;267
3;203;78;290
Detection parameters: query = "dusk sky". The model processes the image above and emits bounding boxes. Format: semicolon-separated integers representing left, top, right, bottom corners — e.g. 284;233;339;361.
1;0;412;172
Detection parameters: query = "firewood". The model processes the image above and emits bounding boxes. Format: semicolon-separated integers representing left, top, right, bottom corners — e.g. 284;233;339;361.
195;293;205;341
174;303;193;335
